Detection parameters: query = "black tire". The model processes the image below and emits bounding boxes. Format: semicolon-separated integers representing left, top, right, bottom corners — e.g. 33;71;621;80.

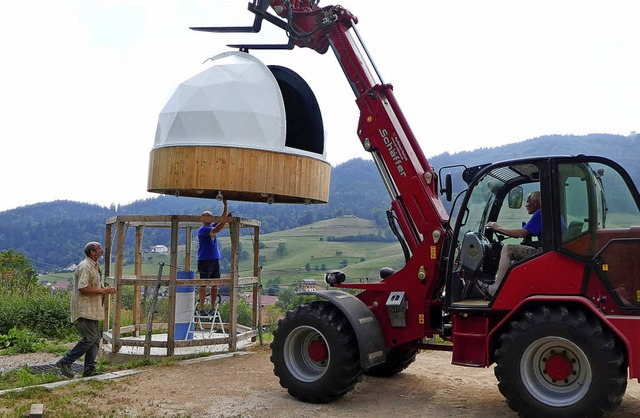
364;348;418;377
270;301;363;403
494;305;627;418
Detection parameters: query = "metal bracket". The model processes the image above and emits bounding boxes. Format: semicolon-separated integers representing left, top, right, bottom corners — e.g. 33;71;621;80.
190;0;295;51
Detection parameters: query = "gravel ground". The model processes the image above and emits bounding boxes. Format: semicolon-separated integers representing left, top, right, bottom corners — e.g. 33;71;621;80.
0;352;62;374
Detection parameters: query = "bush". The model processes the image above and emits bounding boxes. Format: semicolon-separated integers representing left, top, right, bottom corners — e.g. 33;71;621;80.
0;327;45;354
120;286;136;310
218;299;253;327
0;293;76;339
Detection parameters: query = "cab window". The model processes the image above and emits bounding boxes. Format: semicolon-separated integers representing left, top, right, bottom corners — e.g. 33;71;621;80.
558;161;640;257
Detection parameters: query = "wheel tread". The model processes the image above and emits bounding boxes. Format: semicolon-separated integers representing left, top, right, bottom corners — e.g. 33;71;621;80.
270;301;363;403
494;305;627;418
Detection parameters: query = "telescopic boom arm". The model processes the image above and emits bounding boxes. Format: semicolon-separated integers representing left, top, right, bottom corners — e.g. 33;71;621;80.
193;0;450;254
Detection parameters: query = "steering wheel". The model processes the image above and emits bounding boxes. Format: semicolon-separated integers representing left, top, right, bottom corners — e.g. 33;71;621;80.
484;227;507;243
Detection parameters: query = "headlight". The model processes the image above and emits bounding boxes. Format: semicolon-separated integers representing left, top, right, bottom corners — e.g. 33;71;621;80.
324;270;346;285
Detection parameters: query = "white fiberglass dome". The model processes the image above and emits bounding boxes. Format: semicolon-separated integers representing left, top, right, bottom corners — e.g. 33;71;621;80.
153;50;326;160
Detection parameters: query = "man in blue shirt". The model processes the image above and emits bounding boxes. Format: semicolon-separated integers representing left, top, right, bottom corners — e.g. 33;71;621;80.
197;199;230;315
483;191;542;297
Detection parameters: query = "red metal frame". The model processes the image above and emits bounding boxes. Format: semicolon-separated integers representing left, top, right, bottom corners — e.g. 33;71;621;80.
264;1;450;347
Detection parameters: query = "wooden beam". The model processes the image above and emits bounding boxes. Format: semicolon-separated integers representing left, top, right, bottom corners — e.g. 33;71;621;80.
167;216;179;356
229;221;240;351
134;225;143;337
112;221;126;353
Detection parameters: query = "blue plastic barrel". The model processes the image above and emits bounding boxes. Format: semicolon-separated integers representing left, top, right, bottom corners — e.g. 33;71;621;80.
174;271;195;340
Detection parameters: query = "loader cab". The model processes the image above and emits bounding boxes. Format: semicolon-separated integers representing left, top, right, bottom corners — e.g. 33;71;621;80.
445;156;640;309
445;159;546;305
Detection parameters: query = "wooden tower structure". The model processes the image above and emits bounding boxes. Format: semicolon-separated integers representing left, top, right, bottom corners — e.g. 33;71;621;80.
102;214;261;358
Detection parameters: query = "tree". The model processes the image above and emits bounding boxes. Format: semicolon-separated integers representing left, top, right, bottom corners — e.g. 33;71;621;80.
275;242;287;257
265;277;281;295
275;288;297;311
240;250;250;261
266;277;281;288
371;207;389;230
264;305;283;332
219;298;253;327
297;210;315;225
0;249;39;297
275;288;317;311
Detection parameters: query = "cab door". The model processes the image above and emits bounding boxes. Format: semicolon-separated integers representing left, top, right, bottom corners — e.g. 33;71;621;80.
555;158;640;309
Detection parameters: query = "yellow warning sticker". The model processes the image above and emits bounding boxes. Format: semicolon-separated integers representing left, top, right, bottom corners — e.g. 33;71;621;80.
419;314;424;324
602;264;609;271
430;246;436;259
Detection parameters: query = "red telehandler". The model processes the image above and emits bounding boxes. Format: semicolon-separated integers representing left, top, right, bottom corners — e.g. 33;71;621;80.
193;1;640;417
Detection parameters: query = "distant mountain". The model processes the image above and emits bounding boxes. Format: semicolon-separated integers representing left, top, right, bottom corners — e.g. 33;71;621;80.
430;134;640;182
1;133;638;272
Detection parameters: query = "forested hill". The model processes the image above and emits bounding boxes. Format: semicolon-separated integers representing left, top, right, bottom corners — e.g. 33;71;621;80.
1;133;638;272
432;133;640;180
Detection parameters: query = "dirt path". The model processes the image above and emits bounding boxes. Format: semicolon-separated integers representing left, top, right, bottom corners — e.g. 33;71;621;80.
44;344;640;417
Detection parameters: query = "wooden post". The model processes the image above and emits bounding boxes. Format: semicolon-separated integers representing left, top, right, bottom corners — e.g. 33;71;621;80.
134;225;143;337
103;222;113;336
252;225;261;343
185;226;192;271
104;222;113;278
113;220;126;353
144;263;164;359
167;216;179;356
229;219;240;351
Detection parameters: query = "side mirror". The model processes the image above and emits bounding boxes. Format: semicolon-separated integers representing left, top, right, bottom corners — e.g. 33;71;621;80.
441;174;453;202
508;186;523;209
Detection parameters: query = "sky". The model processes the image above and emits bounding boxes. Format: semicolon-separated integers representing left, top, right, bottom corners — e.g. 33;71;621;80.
0;0;638;212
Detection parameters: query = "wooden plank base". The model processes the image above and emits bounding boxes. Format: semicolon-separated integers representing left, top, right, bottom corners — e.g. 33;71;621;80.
148;146;331;203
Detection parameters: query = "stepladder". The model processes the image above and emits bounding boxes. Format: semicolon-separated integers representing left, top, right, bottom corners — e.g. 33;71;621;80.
188;296;226;338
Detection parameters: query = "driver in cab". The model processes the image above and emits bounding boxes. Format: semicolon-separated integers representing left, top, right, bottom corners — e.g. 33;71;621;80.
481;191;542;297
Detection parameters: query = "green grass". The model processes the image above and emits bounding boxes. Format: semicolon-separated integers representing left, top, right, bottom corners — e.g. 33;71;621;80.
0;350;194;392
0;378;125;417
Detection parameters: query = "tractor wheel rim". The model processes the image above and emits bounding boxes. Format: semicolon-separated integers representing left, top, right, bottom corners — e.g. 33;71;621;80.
520;336;591;407
283;325;329;382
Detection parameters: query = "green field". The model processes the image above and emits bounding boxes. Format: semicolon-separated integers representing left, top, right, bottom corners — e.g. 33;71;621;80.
40;216;405;289
239;216;404;287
